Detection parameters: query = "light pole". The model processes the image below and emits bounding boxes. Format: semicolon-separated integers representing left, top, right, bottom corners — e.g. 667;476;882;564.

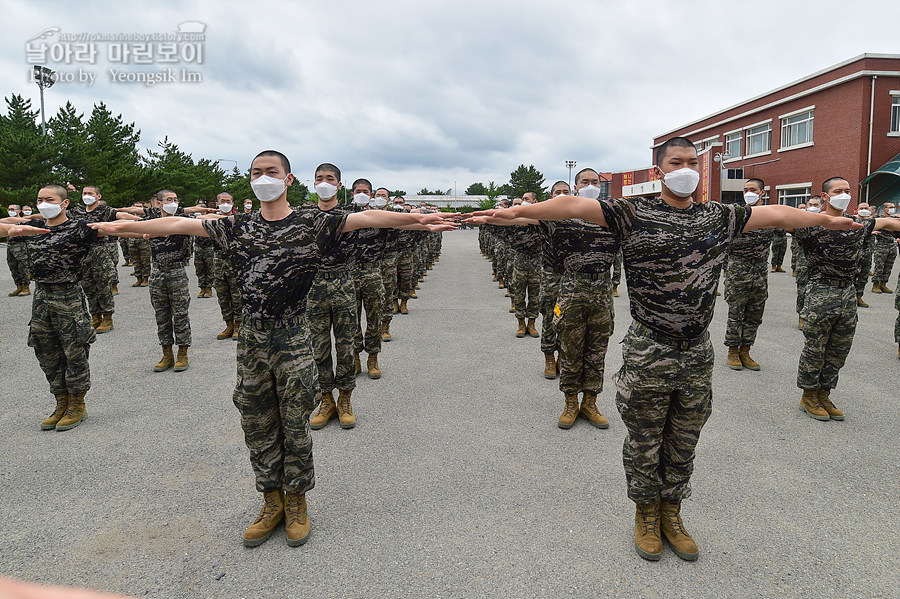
713;151;731;203
565;160;576;189
33;65;55;136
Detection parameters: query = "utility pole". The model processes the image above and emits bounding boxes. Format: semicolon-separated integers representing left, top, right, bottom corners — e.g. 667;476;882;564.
33;65;56;135
565;160;577;189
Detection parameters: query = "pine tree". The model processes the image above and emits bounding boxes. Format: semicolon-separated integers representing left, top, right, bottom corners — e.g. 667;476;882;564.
83;102;143;206
0;94;54;205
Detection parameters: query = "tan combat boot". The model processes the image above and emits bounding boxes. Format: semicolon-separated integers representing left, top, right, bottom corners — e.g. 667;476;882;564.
856;294;869;308
18;284;30;296
738;346;760;370
354;352;361;376
726;347;743;370
337;389;356;429
881;282;894;293
284;492;311;547
367;353;382;379
410;289;418;298
543;352;557;379
381;321;392;342
515;318;527;338
774;266;786;273
798;317;804;330
558;393;579;429
613;286;619;297
8;285;22;297
91;314;102;329
232;320;241;339
174;346;189;372
111;284;118;295
132;277;142;287
154;345;175;372
526;318;539;338
41;393;69;430
800;388;829;421
634;501;662;561
817;389;844;421
399;299;409;314
217;321;234;340
579;391;610;429
56;392;86;431
508;299;515;313
310;391;336;430
393;298;400;314
242;490;284;547
95;314;113;334
871;282;882;293
660;500;699;561
140;276;149;287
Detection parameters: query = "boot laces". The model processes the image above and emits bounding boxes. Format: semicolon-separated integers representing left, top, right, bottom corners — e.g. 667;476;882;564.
285;494;304;523
637;505;659;535
255;493;280;523
662;504;687;534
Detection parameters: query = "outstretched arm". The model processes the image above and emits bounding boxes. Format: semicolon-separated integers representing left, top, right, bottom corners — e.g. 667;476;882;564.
463;215;539;226
745;205;863;232
0;223;50;238
343;210;455;233
89;217;209;237
874;217;900;233
472;195;607;227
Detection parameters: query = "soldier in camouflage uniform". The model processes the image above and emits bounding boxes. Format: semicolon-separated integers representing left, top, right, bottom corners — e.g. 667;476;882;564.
128;200;152;287
5;205;32;296
67;185;138;334
852;202;876;307
376;189;399;342
210;194;243;339
795;178;900;421
395;209;417;315
484;138;859;562
723;179;773;371
194;195;226;298
770;227;787;273
794;199;819;329
349;179;386;379
92;151;453;547
508;192;542;338
538;182;569;378
870;202;897;294
790;203;806;276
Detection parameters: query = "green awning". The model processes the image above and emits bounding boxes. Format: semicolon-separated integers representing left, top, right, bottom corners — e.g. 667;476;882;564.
860;151;900;186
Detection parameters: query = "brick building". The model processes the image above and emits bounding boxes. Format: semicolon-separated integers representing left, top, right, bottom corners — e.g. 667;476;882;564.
608;54;900;210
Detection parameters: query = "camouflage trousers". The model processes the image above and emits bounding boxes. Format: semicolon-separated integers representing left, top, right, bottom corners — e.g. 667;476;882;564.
131;239;151;278
557;273;614;395
855;246;875;295
771;235;787;268
28;283;96;396
81;244;116;316
611;249;623;288
539;267;561;353
6;242;31;286
797;282;857;390
214;256;242;322
119;237;131;263
149;265;192;347
193;245;215;288
724;271;768;347
308;271;357;393
105;242;119;284
614;322;714;504
497;244;512;285
380;251;398;324
413;243;425;281
872;241;897;284
790;235;799;272
397;249;414;301
510;252;541;319
353;262;385;355
795;256;809;315
234;315;319;494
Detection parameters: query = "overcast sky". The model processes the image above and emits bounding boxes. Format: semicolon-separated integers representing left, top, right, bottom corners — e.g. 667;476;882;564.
2;0;898;194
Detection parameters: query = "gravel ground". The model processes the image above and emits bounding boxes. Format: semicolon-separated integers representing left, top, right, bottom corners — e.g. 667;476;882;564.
0;231;898;599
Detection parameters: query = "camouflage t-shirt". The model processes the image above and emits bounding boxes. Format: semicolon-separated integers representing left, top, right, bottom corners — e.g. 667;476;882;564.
537;222;563;271
726;227;773;278
25;217;97;283
202;210;347;320
794;218;877;283
354;223;387;264
67;204;119;245
509;224;542;255
143;209;192;267
298;204;356;273
552;218;620;274
601;197;752;339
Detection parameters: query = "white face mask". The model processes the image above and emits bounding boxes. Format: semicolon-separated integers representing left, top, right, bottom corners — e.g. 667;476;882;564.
352;193;370;206
578;185;601;200
82;195;97;206
7;208;17;217
827;193;851;212
857;209;872;218
662;167;701;198
521;201;532;206
22;209;32;216
806;205;821;213
373;197;388;207
38;202;62;219
743;192;760;205
315;181;338;200
162;202;179;215
251;175;288;203
889;208;897;215
244;204;252;212
218;203;233;213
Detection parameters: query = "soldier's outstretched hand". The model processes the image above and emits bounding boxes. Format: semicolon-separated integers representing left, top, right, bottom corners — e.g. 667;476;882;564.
822;216;863;231
4;224;50;237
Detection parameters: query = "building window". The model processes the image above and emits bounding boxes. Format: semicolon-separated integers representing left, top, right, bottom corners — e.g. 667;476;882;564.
746;123;771;155
725;132;741;159
781;109;814;148
892;96;900;133
725;168;744;180
778;187;811;208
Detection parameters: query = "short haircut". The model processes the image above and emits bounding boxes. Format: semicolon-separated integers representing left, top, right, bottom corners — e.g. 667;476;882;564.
822;177;848;193
83;185;100;195
746;178;765;191
352;178;373;193
523;191;538;202
156;189;177;202
132;201;143;207
8;204;20;209
655;136;696;165
40;184;68;201
316;162;341;181
550;180;569;193
375;187;390;196
216;192;233;201
253;150;291;174
574;168;598;182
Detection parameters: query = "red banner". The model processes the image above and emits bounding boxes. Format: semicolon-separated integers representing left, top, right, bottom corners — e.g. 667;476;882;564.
700;152;710;203
622;172;633;186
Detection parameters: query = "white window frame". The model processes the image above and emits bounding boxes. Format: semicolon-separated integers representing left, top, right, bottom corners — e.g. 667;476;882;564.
776;183;813;208
778;106;815;151
890;92;900;136
743;119;772;158
724;129;742;162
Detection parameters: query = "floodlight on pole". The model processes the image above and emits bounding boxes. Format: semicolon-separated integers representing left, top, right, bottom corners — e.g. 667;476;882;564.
33;65;55;136
565;160;577;189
